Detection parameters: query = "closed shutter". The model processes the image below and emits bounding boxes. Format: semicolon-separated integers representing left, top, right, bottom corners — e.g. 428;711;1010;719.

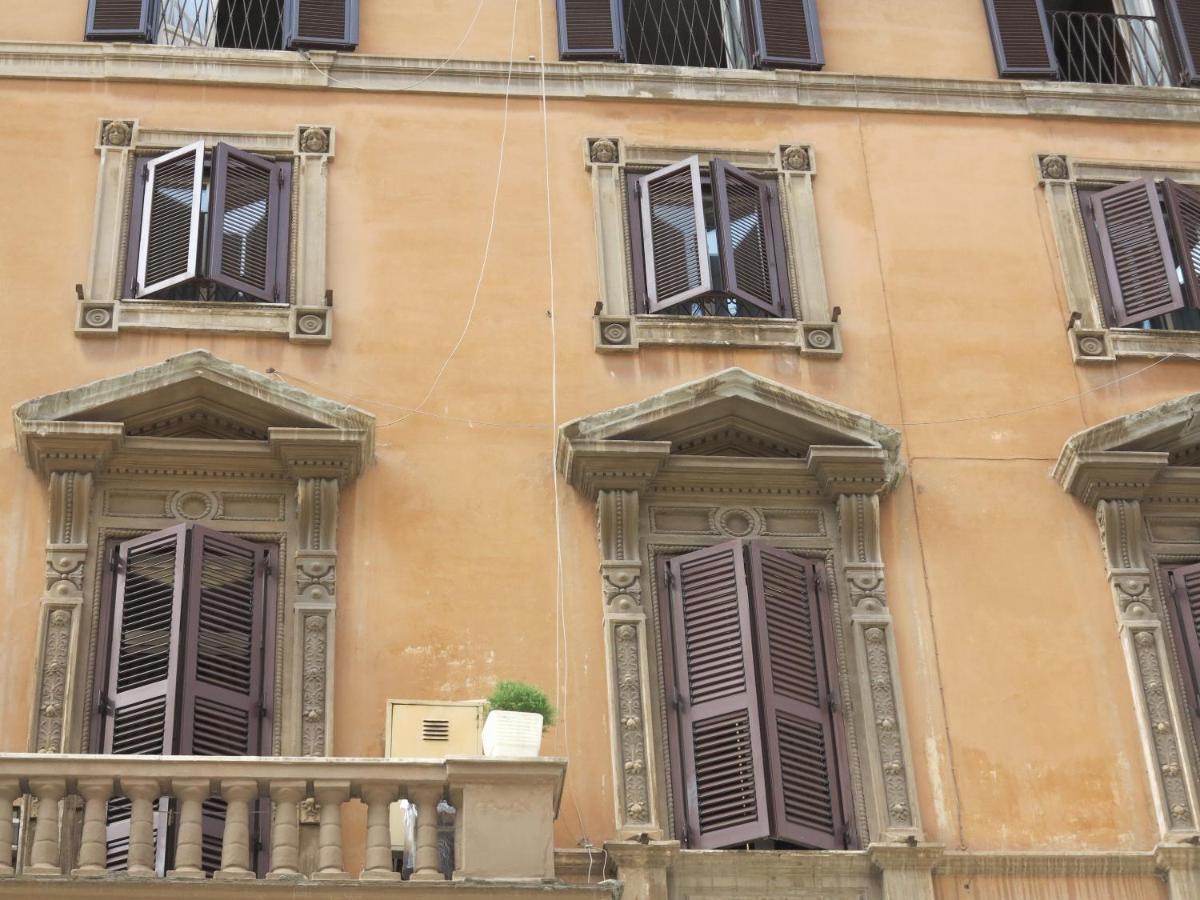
667;541;770;849
85;0;155;42
981;0;1057;77
284;0;359;51
1165;0;1200;86
639;157;712;313
1092;178;1185;326
1166;563;1200;741
207;144;289;303
748;0;824;70
747;544;847;849
136;141;204;297
1163;178;1200;308
556;0;624;60
712;159;787;317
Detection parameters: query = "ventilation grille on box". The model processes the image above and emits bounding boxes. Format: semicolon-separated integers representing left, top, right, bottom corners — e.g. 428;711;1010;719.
422;719;450;742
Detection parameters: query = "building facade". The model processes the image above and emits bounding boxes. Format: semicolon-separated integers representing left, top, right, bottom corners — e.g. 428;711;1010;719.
2;0;1200;897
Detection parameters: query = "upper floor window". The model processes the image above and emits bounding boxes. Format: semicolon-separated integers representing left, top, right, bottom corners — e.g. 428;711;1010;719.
982;0;1200;87
84;0;359;51
556;0;823;71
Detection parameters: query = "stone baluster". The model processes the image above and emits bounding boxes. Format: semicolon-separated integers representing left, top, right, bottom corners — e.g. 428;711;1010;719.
72;778;113;877
121;777;160;877
409;785;442;881
27;778;66;876
0;780;21;876
359;782;400;881
268;781;306;879
312;781;350;880
167;779;210;879
214;780;258;881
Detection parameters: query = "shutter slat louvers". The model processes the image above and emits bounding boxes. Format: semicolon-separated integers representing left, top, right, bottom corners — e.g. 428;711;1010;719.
750;0;824;69
981;0;1057;77
1165;1;1200;85
86;0;154;41
207;144;283;302
640;157;711;313
1092;178;1185;326
712;158;787;316
138;141;204;297
284;0;358;51
1163;178;1200;308
1167;563;1200;734
556;0;624;60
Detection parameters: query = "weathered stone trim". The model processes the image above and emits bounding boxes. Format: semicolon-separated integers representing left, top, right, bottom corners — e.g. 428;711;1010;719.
296;477;339;757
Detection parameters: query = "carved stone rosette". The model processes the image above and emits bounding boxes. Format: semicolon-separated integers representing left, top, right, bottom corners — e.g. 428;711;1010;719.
296;478;339;757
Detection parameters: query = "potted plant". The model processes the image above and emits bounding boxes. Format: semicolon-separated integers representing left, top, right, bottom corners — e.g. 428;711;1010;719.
481;680;556;758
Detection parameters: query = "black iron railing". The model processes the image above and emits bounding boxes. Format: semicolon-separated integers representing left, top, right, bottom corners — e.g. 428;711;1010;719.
1050;10;1174;87
154;0;284;51
624;0;755;69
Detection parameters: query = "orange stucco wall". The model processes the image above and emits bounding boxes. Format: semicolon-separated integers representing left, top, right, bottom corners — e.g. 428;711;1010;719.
0;0;1195;867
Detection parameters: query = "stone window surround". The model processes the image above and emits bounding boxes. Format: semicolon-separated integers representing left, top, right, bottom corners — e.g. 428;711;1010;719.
1039;152;1200;363
586;137;841;356
80;119;337;344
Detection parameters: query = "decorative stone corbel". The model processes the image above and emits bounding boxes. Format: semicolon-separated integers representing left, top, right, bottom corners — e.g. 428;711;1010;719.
296;478;339;757
598;489;658;836
868;843;943;900
838;493;922;842
605;840;679;900
1157;843;1200;900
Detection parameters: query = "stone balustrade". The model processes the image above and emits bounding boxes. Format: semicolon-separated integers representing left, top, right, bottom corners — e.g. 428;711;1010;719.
0;754;565;883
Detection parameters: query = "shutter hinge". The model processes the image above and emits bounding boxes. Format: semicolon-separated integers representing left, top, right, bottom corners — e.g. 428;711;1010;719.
272;284;279;302
97;694;113;717
277;169;285;189
142;166;149;183
108;546;119;574
256;703;269;721
827;696;838;714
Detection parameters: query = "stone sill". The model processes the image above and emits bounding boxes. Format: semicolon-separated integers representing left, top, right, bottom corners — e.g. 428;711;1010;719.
75;300;331;343
0;879;618;897
3;41;1200;124
594;315;841;356
1069;327;1200;363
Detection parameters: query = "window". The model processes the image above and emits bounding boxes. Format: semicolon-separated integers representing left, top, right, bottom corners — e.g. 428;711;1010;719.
982;0;1200;85
1078;177;1200;330
661;540;853;850
84;0;359;51
94;524;276;876
126;141;291;304
1165;562;1200;756
556;0;823;70
629;156;792;318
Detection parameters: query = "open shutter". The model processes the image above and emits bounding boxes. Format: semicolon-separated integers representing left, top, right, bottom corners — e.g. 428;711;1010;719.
639;157;711;313
1166;563;1200;741
1164;178;1200;308
981;0;1057;77
207;144;288;303
556;0;624;60
1165;0;1200;86
747;544;846;849
284;0;358;51
101;526;188;872
712;159;787;317
85;0;155;42
136;141;204;297
748;0;824;70
667;541;769;849
1092;178;1185;326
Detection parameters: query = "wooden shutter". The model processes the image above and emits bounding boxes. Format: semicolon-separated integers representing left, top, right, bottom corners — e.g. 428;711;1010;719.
748;0;824;70
667;541;770;849
85;0;155;42
207;144;289;303
1166;563;1200;741
1165;0;1200;86
747;544;847;849
712;159;787;317
556;0;624;60
639;157;711;313
1092;178;1185;326
136;141;204;297
981;0;1057;77
1164;178;1200;308
284;0;359;51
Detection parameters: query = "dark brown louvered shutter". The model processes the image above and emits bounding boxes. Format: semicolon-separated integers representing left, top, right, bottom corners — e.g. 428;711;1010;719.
981;0;1057;77
667;541;770;849
1166;563;1200;743
1165;1;1200;86
101;526;189;872
1164;178;1200;308
747;544;848;850
86;0;155;41
712;159;787;317
639;157;711;313
136;141;204;297
284;0;358;51
1092;178;1185;326
207;144;288;303
748;0;824;70
556;0;624;60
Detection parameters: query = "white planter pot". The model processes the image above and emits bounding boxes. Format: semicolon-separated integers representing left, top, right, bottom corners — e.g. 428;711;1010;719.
481;710;543;758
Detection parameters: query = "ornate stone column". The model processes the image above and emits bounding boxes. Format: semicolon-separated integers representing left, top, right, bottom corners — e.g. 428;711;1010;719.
838;493;922;843
296;477;339;758
597;489;659;837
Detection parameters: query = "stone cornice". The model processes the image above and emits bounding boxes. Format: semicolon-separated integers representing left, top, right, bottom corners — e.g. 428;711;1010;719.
5;41;1200;125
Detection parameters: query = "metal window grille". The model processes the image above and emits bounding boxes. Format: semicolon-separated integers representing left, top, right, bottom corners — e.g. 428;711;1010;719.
155;0;284;50
624;0;754;69
1049;10;1174;87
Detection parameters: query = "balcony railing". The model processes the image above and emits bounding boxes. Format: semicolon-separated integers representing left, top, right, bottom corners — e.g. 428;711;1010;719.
1049;10;1174;87
154;0;284;51
0;754;565;883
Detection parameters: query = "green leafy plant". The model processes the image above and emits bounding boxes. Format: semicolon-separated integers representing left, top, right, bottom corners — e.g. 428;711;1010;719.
487;680;557;731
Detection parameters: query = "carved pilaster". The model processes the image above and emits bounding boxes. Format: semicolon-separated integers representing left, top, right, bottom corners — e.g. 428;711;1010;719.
614;623;651;827
838;493;882;567
296;478;338;758
298;478;338;552
299;613;331;757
